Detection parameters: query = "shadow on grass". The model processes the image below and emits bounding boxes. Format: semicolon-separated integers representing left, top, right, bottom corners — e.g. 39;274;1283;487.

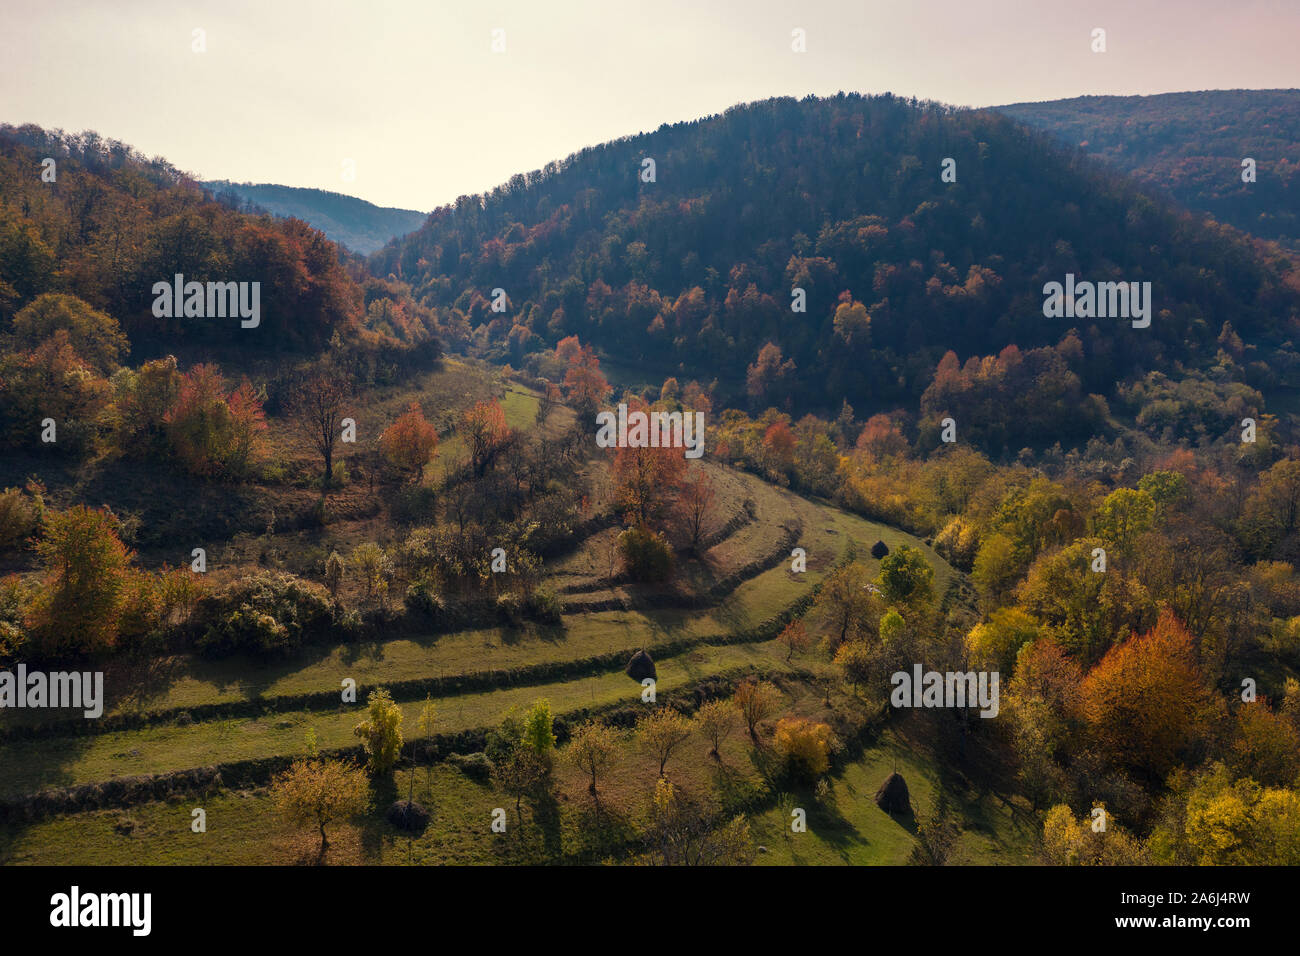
572;798;638;861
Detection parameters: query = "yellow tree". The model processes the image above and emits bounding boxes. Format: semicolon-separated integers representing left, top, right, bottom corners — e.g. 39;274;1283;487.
353;688;404;775
773;717;832;780
694;699;737;758
565;719;620;796
271;755;370;853
637;709;693;777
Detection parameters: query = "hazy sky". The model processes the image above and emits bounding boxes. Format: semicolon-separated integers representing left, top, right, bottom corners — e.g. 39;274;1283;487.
3;0;1297;210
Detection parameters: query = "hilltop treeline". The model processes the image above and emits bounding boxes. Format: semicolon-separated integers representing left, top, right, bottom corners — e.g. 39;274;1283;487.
373;93;1300;416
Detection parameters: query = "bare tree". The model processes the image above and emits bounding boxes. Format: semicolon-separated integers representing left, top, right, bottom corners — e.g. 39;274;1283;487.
289;364;353;486
678;465;717;555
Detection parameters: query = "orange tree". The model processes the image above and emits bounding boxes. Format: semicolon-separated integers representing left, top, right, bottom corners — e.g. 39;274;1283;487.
25;505;133;658
380;402;438;483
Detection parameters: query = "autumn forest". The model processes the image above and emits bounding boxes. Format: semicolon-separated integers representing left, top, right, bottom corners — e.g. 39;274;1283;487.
3;71;1300;887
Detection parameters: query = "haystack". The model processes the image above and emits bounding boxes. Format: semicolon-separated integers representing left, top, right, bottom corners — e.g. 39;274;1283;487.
871;540;890;560
626;648;657;682
387;799;430;832
875;772;911;815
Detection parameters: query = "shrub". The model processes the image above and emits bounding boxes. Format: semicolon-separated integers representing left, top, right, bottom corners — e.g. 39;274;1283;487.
404;579;444;619
207;608;291;656
774;717;833;781
334;607;364;641
0;486;39;555
0;620;24;664
309;496;331;528
496;591;523;625
448;751;495;783
525;584;562;623
390;485;438;526
324;551;344;597
0;575;30;664
194;572;334;657
618;524;674;582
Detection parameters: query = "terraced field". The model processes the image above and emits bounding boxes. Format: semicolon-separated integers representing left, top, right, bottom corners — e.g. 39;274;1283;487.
0;352;1003;865
0;436;987;863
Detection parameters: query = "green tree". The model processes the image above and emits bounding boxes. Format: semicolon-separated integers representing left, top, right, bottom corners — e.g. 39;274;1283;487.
493;748;551;828
1137;470;1190;517
878;545;934;608
966;607;1039;674
521;698;556;759
1093;487;1156;557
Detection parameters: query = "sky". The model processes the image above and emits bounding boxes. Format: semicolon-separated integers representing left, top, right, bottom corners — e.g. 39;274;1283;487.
2;0;1298;211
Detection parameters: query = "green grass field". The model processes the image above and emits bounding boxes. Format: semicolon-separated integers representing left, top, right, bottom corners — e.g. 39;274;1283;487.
0;639;805;798
0;722;1035;866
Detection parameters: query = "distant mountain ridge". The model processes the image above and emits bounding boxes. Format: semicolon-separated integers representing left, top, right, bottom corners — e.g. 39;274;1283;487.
202;180;427;255
995;90;1300;247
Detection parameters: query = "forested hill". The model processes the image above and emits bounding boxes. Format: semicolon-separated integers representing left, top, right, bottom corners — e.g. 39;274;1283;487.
371;93;1300;417
996;90;1300;248
202;180;427;255
0;124;440;359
